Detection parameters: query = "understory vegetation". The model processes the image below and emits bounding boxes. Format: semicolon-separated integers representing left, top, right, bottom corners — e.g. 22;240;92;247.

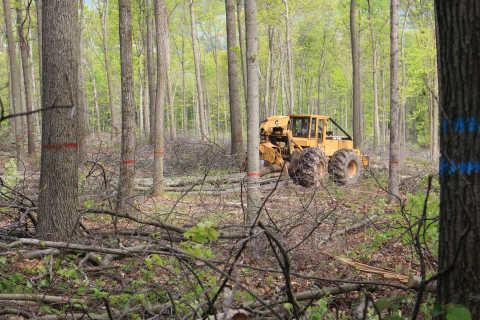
0;133;464;320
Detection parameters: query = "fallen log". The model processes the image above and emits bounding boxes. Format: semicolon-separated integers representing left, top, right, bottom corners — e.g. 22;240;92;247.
135;167;282;189
407;275;436;293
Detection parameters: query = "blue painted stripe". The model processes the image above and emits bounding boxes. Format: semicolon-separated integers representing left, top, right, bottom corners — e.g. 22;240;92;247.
443;118;480;133
440;156;480;176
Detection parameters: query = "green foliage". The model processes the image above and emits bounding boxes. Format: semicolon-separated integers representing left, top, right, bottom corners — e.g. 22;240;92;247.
2;158;19;191
434;304;472;320
181;221;217;258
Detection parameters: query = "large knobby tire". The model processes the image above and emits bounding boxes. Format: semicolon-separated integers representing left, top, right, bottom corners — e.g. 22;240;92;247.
328;149;361;185
295;147;328;187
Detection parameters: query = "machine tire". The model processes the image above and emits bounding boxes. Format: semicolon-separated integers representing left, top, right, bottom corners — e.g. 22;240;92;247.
295;147;328;187
328;149;361;185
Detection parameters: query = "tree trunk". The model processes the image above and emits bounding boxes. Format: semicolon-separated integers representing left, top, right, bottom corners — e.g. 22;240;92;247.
98;0;118;140
25;0;40;136
400;4;410;154
388;0;400;203
143;56;150;138
367;0;379;154
16;1;35;156
350;0;362;149
37;0;80;240
245;0;260;222
237;0;248;105
164;8;176;140
284;0;294;114
138;64;144;137
146;0;156;144
35;0;42;107
86;35;101;134
117;0;136;210
189;0;206;140
225;0;244;160
3;0;24;171
78;0;87;163
182;33;186;133
435;1;480;317
214;31;220;141
153;0;166;195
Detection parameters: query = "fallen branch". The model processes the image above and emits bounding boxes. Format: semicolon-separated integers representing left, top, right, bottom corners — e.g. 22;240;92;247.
0;294;90;306
82;209;248;239
317;215;379;246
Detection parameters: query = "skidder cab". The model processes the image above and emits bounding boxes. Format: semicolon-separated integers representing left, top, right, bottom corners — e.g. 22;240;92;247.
259;114;369;187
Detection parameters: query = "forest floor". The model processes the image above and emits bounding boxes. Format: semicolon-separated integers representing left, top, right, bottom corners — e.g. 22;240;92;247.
0;132;439;320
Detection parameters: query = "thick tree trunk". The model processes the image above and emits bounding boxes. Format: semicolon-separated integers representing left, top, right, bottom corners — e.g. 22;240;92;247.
284;0;294;114
350;0;362;148
3;0;24;171
189;0;207;140
237;0;248;105
164;9;176;140
153;0;166;195
25;0;40;136
117;0;136;210
146;0;156;144
225;0;244;160
16;1;35;156
35;0;42;106
388;0;400;203
78;0;87;163
37;0;80;240
245;0;260;222
367;0;379;153
435;2;480;317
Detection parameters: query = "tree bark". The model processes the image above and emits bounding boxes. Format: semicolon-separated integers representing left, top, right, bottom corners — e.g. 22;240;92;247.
237;0;247;106
350;0;362;148
388;0;400;203
117;0;136;210
78;0;87;163
25;0;40;136
98;0;118;140
367;0;379;154
3;0;25;171
435;1;480;317
146;0;156;144
16;1;35;156
37;0;80;240
189;0;207;140
284;0;294;114
164;8;176;140
245;0;260;222
225;0;244;160
35;0;42;107
153;0;166;195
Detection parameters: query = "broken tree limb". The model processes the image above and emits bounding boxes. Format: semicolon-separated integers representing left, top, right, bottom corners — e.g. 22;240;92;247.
318;215;379;246
80;208;188;234
0;294;91;306
81;209;248;239
246;283;376;309
407;275;436;293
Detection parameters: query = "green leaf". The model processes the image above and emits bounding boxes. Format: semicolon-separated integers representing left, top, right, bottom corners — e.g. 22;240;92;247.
373;297;388;315
433;304;444;317
446;304;471;320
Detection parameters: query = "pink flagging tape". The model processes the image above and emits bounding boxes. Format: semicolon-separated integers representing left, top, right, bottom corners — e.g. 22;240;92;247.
42;143;78;149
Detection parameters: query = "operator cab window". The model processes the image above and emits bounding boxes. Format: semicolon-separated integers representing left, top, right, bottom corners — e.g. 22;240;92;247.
291;117;310;137
318;120;324;142
310;118;317;138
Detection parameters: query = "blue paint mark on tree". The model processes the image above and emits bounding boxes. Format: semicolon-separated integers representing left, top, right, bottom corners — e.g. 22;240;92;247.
440;156;480;176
